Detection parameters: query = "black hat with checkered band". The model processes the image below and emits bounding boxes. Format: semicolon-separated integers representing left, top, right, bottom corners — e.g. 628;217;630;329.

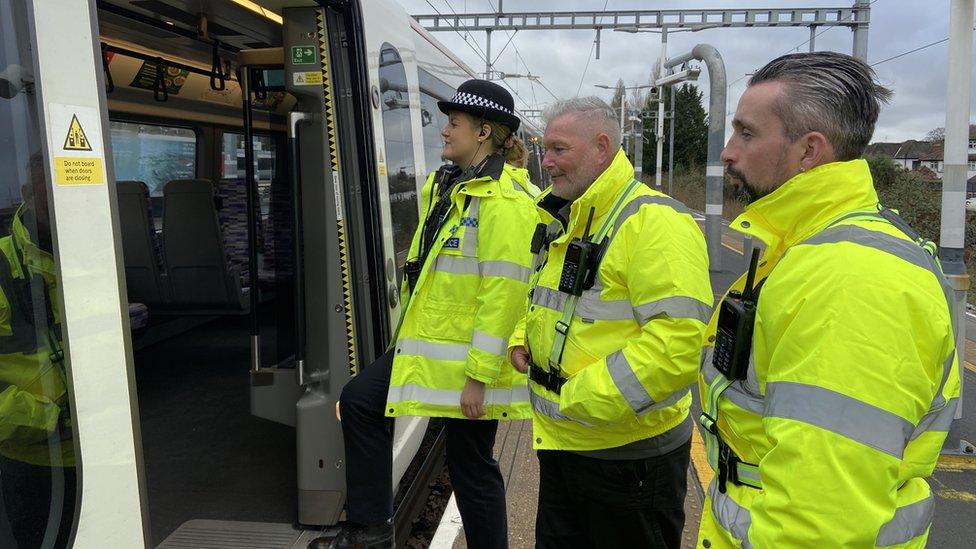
438;79;520;133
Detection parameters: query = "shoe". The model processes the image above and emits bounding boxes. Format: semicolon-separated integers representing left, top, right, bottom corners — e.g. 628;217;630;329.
308;520;395;549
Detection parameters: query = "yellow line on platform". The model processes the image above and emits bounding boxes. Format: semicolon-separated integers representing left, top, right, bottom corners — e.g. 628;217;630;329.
937;454;976;471
690;423;713;491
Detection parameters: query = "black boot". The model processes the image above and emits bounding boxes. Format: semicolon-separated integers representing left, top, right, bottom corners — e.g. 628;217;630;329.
308;520;395;549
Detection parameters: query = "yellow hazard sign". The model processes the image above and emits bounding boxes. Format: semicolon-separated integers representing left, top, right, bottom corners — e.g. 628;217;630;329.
62;114;92;151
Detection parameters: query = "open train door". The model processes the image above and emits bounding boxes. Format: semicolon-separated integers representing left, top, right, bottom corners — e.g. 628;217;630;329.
281;3;392;527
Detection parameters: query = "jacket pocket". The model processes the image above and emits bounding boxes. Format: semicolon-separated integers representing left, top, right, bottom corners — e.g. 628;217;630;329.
416;298;477;343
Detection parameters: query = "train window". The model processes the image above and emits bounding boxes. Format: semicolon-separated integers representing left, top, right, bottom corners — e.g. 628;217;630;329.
417;69;455;174
109;121;196;196
220;133;277;185
379;44;418;276
0;4;79;546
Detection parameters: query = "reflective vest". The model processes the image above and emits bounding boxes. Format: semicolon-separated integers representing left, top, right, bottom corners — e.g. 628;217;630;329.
0;207;73;467
510;149;712;450
697;159;959;548
386;157;541;420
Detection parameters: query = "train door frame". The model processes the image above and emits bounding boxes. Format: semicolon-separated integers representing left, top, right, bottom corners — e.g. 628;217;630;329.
22;1;148;546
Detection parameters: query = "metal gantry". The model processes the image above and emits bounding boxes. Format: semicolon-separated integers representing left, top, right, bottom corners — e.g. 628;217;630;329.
412;6;871;81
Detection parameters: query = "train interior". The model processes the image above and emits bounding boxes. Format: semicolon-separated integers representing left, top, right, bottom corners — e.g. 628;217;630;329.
97;1;300;544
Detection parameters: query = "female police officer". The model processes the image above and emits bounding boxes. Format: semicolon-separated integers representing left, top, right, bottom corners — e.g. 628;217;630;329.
327;80;540;549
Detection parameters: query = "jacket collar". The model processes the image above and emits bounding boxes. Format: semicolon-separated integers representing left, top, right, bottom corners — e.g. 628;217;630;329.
731;159;880;253
9;205;55;281
442;153;507;199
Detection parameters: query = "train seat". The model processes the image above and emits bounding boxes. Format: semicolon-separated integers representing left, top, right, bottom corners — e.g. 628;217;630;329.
128;302;149;332
117;180;170;306
162;179;247;311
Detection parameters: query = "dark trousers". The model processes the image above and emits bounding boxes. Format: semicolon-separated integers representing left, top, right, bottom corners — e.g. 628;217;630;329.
339;349;508;549
0;456;77;548
535;440;691;549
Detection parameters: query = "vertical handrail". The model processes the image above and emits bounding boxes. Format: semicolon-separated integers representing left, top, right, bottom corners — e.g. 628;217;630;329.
241;67;261;373
289;111;311;384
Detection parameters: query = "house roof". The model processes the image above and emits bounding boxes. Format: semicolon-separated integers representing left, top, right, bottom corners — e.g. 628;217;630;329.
864;142;903;156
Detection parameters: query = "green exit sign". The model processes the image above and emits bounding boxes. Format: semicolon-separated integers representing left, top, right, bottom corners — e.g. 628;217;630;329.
291;46;316;65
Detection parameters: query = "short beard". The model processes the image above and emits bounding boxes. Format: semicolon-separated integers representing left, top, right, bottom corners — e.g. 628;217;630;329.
727;166;768;204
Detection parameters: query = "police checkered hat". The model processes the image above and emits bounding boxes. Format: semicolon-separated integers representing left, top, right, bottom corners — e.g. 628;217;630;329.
437;79;520;132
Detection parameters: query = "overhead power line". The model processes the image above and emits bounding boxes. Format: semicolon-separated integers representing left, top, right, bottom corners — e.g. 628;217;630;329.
870;31;970;67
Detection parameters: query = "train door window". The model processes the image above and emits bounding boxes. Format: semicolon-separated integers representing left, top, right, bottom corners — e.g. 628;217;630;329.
417;69;455;174
379;44;418;276
109;121;197;197
0;4;80;546
220;132;279;220
220;132;278;186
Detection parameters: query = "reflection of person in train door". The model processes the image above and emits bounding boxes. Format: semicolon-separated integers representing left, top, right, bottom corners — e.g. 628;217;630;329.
324;80;541;549
0;152;77;548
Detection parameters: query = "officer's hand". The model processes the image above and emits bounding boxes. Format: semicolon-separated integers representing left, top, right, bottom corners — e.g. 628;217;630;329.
510;346;530;374
460;377;486;419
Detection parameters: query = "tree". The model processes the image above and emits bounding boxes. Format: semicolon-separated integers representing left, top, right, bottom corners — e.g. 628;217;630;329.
925;127;945;143
641;83;709;178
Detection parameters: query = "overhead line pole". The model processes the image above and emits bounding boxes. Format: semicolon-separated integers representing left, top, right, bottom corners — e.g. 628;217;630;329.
940;0;975;456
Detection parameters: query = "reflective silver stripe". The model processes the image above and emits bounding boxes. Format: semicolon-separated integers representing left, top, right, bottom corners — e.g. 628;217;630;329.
610;194;692;241
532;286;566;311
707;479;754;548
764;381;913;459
533;284;631;321
529;389;592;426
930;353;956;412
577;296;632;321
434;255;479;276
471;330;507;357
433;256;530;282
801;224;955;334
387;383;530;407
397;339;469;362
876;495;935;547
634;295;712;324
640;386;692;415
802;224;933;272
462;197;480;256
480;260;531;282
533;287;710;324
606;350;653;413
606;349;692;415
702;356;765;416
910;397;958;441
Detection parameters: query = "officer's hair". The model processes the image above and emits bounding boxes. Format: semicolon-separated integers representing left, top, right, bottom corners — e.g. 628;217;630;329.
749;51;892;161
543;97;621;148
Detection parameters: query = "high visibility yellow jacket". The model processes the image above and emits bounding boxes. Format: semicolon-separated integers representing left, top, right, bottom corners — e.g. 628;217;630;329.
386;155;541;420
509;150;712;450
0;207;73;467
697;159;959;548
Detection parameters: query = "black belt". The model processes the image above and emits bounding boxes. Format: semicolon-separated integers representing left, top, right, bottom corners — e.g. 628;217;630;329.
528;362;566;394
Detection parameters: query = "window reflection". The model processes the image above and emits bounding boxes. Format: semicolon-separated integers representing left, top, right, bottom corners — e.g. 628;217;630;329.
0;2;78;546
379;44;418;280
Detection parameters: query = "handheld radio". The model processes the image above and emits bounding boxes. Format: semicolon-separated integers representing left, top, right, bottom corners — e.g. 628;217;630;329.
559;207;600;296
713;248;761;381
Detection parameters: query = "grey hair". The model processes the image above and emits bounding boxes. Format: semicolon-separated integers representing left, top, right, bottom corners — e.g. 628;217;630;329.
748;51;893;161
543;96;622;147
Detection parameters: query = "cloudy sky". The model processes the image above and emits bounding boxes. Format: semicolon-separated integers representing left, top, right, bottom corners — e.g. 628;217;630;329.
396;0;976;143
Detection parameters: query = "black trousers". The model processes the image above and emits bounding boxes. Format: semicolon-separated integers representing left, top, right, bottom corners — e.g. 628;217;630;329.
535;440;691;549
0;456;77;548
339;349;508;549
